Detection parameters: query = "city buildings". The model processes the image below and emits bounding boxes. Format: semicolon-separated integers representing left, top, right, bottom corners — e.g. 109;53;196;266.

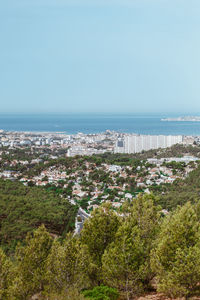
114;134;183;154
0;130;197;156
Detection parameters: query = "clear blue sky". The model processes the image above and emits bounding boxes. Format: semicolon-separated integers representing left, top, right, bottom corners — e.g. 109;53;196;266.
0;0;200;114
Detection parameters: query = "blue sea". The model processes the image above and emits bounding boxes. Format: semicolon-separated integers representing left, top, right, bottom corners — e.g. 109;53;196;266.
1;114;200;136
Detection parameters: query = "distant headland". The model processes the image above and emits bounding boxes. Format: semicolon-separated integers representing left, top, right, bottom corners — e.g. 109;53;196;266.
161;116;200;122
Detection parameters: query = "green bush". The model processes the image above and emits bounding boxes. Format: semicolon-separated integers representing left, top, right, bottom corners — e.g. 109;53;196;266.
82;285;119;300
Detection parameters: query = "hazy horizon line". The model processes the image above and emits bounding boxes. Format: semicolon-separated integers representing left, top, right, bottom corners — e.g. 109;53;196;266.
0;112;199;116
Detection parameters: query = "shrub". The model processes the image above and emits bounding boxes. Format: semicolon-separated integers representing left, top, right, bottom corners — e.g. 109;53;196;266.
82;285;119;300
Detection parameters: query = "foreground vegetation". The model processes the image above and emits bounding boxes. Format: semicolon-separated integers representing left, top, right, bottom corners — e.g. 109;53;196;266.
1;194;200;299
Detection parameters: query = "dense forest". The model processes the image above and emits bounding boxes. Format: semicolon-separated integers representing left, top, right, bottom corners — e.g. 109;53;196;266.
0;179;77;253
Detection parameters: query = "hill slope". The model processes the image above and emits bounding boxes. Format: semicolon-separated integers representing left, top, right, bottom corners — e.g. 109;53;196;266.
0;179;77;252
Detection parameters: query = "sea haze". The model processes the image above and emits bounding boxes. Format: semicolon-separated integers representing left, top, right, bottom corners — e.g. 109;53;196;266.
1;114;200;136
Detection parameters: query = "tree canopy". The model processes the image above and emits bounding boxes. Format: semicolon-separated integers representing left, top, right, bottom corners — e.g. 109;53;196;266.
0;179;77;252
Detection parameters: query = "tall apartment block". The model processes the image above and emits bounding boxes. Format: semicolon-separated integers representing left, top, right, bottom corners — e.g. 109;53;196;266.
114;135;183;154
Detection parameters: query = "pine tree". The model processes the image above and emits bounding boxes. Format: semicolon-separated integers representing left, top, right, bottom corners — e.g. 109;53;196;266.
102;194;161;300
0;248;13;300
45;233;93;295
9;225;53;299
151;202;200;298
80;203;120;283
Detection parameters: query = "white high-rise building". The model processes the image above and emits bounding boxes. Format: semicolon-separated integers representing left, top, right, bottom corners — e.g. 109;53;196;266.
114;134;183;154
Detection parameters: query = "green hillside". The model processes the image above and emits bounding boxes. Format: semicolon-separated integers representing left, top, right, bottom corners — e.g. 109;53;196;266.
0;179;77;252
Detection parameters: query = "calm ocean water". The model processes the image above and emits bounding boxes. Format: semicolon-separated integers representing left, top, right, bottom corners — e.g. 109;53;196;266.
1;114;200;136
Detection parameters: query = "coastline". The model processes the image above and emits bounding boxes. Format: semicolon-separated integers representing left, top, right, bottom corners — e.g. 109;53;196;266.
1;114;200;135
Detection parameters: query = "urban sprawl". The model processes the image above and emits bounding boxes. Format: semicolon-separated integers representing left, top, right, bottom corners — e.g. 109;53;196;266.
0;129;197;155
0;129;200;232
